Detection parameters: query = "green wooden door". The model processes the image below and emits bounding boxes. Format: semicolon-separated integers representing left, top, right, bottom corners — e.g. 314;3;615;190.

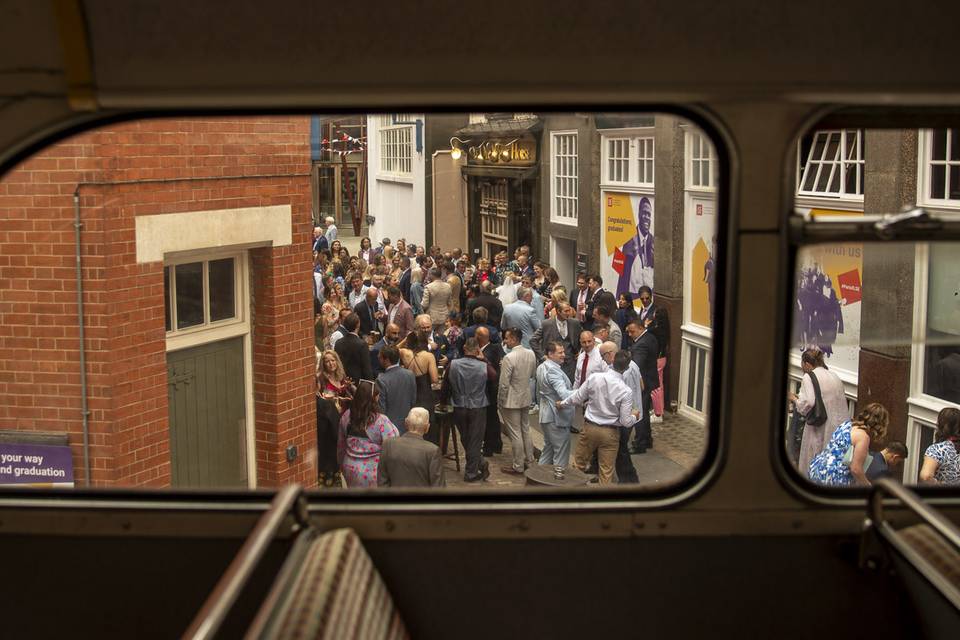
166;336;247;487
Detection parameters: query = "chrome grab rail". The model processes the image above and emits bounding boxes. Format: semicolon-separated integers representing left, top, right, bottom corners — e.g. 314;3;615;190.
868;478;960;609
183;485;309;640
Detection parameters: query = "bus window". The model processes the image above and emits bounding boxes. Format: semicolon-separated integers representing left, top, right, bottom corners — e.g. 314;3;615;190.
0;112;723;497
787;126;960;490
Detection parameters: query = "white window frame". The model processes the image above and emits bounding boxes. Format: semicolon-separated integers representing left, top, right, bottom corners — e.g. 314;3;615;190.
164;248;256;488
685;130;717;192
165;250;247;351
550;130;579;226
678;324;712;421
904;242;960;483
918;128;960;209
796;129;864;201
378;117;413;178
600;128;655;188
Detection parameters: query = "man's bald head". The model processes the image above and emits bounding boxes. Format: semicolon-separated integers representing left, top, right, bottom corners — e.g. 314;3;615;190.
475;326;490;345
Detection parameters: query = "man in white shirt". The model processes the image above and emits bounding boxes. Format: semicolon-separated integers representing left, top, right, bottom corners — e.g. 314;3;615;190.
574;273;589;323
347;274;369;310
324;216;338;244
558;348;640;484
573;331;607;389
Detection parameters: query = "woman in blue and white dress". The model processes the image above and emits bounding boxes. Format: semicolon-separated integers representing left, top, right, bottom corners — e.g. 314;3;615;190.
809;403;889;487
919;407;960;485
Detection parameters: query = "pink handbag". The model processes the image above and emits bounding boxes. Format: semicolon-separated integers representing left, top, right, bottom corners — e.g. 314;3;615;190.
650;357;667;416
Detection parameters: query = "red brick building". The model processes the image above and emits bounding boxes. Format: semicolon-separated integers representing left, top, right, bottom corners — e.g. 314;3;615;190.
0;117;317;488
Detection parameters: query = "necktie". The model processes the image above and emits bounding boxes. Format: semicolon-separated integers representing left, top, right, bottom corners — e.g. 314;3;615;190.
580;353;589;385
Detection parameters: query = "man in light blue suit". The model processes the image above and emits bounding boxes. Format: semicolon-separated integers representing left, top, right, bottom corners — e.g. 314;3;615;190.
536;341;576;467
520;274;545;320
501;286;542;348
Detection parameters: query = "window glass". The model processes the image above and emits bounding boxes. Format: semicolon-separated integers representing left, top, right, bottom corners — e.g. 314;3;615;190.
789;125;960;489
208;258;236;322
0;112;720;494
922;243;960;403
164;266;172;332
175;262;204;329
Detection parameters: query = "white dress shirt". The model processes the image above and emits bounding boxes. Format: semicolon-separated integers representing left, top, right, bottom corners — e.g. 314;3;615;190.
620;361;644;413
348;285;369;310
560;369;637;428
573;347;607;388
576;287;589;321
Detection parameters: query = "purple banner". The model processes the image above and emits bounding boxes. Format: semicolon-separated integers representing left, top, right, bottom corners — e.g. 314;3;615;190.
0;443;74;486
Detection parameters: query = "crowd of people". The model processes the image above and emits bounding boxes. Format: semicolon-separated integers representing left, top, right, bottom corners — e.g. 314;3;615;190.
310;219;671;488
789;347;960;486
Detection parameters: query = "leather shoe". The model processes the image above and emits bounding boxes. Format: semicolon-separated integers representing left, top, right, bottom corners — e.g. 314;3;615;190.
500;466;525;476
480;461;491;481
463;474;484;483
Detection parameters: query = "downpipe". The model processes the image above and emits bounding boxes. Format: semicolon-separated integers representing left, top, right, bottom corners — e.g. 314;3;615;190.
73;187;91;487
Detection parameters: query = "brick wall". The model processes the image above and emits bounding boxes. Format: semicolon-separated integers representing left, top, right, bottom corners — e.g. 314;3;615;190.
0;117;316;488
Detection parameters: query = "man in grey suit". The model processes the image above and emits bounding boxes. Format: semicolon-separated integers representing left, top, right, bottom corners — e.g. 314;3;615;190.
442;338;492;482
498;327;538;475
500;286;542;348
536;341;576;467
530;302;581;384
378;407;446;487
376;345;417;434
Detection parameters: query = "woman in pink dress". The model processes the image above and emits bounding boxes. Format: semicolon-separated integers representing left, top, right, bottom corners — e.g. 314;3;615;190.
337;379;400;488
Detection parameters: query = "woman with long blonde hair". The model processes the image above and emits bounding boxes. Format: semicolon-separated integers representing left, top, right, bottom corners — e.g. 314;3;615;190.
809;402;889;486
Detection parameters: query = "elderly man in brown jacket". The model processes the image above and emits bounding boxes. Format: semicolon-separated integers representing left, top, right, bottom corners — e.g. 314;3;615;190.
497;327;538;475
420;267;453;333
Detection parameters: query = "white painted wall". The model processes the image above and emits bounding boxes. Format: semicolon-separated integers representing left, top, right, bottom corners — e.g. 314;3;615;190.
365;114;426;247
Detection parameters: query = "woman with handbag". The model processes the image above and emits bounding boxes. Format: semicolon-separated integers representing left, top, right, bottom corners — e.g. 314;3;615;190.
789;348;848;477
808;403;889;486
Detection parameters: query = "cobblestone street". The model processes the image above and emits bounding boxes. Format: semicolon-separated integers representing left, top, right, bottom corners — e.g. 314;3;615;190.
442;409;707;489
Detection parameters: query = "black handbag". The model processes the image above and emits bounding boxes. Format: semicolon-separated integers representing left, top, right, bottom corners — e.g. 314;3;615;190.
805;371;828;427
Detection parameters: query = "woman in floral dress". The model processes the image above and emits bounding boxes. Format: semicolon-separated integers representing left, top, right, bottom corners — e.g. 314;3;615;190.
920;407;960;485
809;402;889;487
336;380;400;487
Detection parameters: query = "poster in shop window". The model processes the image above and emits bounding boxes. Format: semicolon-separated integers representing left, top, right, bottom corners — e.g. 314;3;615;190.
793;208;863;376
601;192;654;299
687;195;717;329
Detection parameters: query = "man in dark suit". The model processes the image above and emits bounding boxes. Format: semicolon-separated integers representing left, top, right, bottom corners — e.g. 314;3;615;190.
459;307;501;347
334;312;374;383
466;280;503;327
625;318;660;453
386;286;414;338
370;322;401;374
415;313;450;368
397;257;413;303
637;285;670;407
529;302;581;384
584;274;616;331
353;287;385;339
475;325;504;456
376;345;417;434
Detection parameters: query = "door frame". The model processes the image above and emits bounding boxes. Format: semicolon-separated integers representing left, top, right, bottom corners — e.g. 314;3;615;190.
164;249;257;488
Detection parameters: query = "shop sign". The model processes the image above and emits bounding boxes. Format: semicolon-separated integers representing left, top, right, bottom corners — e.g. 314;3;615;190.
466;138;537;167
0;443;74;487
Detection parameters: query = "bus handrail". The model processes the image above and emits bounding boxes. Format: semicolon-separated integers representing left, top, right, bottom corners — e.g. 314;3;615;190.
869;478;960;553
183;485;308;640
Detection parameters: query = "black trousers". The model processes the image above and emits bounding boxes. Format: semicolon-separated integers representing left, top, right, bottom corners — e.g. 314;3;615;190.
482;389;502;454
615;427;639;483
455;406;487;480
633;388;654;448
